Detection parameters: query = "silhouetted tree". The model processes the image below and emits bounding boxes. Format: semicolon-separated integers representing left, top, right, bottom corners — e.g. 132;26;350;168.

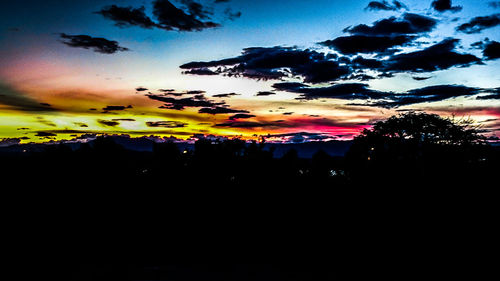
359;112;483;146
345;112;489;185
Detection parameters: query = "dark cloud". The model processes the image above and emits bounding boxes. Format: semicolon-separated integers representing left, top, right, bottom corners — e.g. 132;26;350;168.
476;88;500;100
412;76;432;81
181;46;351;83
365;1;407;11
273;81;492;108
182;68;219;75
96;0;236;32
320;39;481;77
344;73;377;81
147;93;223;110
320;35;413;55
102;105;131;111
345;13;437;36
355;85;485;108
136;87;148;92
153;0;220;31
431;0;462;13
155;90;207;97
0;83;57;112
112;119;136;122
256;91;276;96
456;14;500;34
95;5;157;29
296;60;351;83
35;132;57;137
272;82;389;100
186;90;206;95
319;13;437;55
198;106;249;114
74;122;89;128
147;92;247;114
392;85;481;105
351;55;396;70
271;82;309;92
477;93;500;100
158;92;184;97
378;72;395;78
59;33;129;54
483;41;500;60
212;93;239;98
229;113;256;120
471;40;486;49
178;14;483;93
98;120;120;127
384;38;481;72
181;56;245;69
146;121;188;128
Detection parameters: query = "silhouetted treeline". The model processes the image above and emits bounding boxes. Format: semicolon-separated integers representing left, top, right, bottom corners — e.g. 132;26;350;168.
1;137;498;189
0;137;350;188
346;112;499;186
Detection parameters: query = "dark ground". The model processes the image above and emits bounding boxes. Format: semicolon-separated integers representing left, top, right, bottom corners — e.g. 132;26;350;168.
1;136;498;280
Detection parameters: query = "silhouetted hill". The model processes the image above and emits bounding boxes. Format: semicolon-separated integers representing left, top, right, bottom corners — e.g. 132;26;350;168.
0;137;353;158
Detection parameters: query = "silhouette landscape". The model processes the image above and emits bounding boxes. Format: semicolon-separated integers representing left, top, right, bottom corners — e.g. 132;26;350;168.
1;0;499;279
2;111;498;188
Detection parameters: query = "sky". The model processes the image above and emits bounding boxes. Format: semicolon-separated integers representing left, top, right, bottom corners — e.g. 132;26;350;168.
1;0;499;144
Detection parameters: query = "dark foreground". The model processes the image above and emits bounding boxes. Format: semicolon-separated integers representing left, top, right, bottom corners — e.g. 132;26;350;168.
2;116;499;280
1;136;499;187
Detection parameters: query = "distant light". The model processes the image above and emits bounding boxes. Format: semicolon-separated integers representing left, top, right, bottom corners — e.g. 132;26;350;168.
330;170;345;177
367;157;371;161
183;150;188;154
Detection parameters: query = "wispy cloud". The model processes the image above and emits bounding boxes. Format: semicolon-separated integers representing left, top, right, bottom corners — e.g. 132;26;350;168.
59;33;129;54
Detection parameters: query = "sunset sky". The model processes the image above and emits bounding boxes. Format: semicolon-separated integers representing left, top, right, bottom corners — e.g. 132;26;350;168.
1;0;499;144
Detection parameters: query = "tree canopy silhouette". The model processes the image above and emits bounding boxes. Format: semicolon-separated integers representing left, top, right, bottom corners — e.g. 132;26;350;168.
359;111;483;145
345;112;490;185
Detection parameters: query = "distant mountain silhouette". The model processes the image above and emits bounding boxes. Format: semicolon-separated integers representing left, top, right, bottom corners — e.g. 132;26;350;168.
0;136;353;158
